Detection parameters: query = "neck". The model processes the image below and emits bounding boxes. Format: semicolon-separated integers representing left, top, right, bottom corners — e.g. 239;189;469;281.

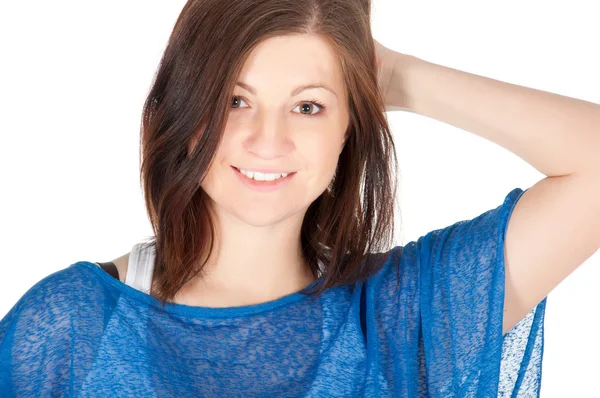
189;203;315;302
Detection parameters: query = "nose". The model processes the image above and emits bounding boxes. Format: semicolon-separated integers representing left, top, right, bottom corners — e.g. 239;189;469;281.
242;111;293;160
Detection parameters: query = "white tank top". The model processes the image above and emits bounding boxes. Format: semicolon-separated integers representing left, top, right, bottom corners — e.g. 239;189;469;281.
123;242;325;294
124;242;156;294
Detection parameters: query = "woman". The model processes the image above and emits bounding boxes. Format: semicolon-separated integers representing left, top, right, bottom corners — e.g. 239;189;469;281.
1;0;599;396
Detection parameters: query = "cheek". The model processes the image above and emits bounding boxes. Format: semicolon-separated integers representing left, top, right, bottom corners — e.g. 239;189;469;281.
293;139;343;197
301;132;345;170
200;139;232;193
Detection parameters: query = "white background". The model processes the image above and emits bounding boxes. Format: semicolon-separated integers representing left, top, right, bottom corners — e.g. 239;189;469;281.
0;1;598;395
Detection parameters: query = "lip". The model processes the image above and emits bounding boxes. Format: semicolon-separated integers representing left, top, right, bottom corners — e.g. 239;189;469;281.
231;166;296;192
233;166;295;174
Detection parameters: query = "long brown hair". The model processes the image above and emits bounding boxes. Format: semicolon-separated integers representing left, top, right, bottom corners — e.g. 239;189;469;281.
139;0;401;308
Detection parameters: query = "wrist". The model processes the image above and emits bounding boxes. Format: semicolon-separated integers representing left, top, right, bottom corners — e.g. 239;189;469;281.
387;53;427;113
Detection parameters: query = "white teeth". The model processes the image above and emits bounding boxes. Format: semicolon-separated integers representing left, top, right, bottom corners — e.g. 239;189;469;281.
254;172;267;181
239;168;288;181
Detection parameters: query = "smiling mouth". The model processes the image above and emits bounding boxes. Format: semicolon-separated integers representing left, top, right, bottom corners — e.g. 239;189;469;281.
231;166;296;181
231;166;297;186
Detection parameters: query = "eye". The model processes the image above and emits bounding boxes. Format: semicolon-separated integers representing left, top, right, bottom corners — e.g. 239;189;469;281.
231;96;249;109
293;100;326;118
231;96;327;118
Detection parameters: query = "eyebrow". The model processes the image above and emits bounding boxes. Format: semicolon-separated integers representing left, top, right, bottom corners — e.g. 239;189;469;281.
235;81;338;99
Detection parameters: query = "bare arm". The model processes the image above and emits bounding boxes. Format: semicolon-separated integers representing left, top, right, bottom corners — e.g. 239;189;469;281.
391;55;600;334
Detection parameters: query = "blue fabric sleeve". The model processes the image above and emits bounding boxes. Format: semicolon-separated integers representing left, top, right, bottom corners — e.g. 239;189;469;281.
0;265;115;397
0;299;20;395
418;187;546;396
0;269;75;397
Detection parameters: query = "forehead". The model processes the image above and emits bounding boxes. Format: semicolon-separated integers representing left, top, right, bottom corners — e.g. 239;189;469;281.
237;34;345;94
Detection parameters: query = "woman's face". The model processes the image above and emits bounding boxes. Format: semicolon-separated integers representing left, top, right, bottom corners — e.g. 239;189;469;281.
201;34;350;228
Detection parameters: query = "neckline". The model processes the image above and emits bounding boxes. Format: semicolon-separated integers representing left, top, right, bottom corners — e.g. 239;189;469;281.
76;260;324;318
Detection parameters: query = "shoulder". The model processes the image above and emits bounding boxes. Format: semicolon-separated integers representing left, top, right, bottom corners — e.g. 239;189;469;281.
5;262;114;322
363;242;422;301
1;263;110;347
0;262;115;387
367;241;422;283
2;258;133;333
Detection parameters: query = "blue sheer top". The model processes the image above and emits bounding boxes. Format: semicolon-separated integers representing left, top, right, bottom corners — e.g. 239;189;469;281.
0;187;546;397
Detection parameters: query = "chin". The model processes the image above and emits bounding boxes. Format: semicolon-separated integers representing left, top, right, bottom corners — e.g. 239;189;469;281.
232;207;298;228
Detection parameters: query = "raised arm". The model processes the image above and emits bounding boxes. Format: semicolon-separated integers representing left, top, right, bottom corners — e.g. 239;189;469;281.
385;49;600;334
